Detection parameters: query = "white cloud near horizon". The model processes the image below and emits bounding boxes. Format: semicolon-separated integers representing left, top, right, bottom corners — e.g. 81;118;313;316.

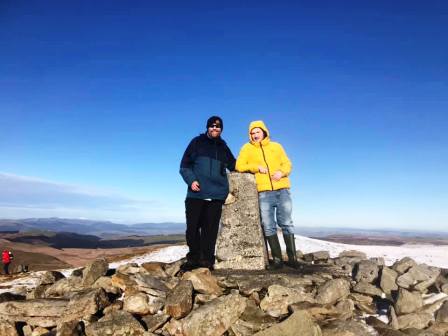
0;172;183;223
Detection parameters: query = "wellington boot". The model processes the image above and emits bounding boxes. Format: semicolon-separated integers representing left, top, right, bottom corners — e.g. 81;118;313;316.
266;235;283;270
283;234;301;269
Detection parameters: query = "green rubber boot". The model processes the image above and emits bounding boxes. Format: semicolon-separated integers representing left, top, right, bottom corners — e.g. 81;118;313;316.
283;234;301;268
266;235;283;270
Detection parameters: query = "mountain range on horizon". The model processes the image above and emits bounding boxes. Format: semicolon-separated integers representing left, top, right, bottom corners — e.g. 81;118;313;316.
1;217;448;238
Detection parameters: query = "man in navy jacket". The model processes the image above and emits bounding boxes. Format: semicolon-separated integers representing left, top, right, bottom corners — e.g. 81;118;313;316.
180;116;236;270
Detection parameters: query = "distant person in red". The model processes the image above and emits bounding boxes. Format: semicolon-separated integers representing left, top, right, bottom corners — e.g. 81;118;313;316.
2;250;13;275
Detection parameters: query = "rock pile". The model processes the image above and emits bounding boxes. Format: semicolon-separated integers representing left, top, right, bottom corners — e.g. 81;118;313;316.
0;252;447;336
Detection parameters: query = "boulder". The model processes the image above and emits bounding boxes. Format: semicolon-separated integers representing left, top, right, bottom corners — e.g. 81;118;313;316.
63;288;110;322
253;310;322;336
82;258;109;286
380;267;399;296
321;319;376;336
354;260;379;284
0;318;19;336
141;262;168;278
164;279;193;319
182;292;247;336
436;300;448;322
353;282;384;297
394;288;423;315
85;310;147;336
182;268;223;296
123;293;153;315
260;284;314;317
392;257;417;275
38;271;65;286
304;251;330;263
0;299;69;328
316;278;351;305
141;313;170;333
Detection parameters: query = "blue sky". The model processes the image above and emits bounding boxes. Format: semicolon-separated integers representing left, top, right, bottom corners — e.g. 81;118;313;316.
1;1;447;231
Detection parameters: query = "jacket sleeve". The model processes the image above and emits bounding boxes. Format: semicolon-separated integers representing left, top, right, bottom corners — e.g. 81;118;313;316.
277;143;292;176
236;144;259;173
179;138;198;186
226;145;236;171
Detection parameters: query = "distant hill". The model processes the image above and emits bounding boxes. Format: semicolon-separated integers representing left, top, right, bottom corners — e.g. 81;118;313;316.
1;218;447;240
0;218;185;237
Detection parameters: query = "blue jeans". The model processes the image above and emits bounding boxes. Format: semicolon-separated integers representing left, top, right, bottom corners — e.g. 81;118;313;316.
259;189;294;237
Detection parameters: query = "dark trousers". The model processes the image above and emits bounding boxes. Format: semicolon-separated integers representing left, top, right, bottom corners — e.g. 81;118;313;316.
185;198;224;265
3;263;10;275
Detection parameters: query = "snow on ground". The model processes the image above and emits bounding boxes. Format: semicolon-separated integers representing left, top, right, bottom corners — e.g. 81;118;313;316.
1;235;447;295
287;235;448;268
109;245;189;269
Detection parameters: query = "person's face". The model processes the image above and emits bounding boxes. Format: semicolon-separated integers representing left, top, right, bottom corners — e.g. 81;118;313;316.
207;121;222;138
250;127;265;143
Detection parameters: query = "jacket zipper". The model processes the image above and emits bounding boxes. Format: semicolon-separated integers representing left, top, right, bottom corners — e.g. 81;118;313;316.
260;144;274;190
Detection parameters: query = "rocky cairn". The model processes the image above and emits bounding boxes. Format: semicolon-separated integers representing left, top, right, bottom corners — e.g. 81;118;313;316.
0;253;447;336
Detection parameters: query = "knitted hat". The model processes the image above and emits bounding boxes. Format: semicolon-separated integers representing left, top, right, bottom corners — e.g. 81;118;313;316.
206;116;223;130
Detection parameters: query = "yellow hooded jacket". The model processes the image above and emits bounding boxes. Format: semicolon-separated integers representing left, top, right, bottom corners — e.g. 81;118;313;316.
236;120;292;192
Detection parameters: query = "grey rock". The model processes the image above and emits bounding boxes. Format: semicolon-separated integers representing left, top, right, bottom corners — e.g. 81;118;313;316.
229;300;277;335
392;257;417;275
38;271;65;286
85;310;147;336
44;276;83;298
397;265;440;293
123;293;153;315
56;320;83;336
215;173;268;270
339;250;367;259
182;268;223;296
0;318;19;336
321;319;376;336
0;299;69;327
380;267;399;296
354;260;379;283
316;278;351;305
164;279;193;319
182;292;247;336
253;310;322;336
353;282;384;297
260;284;314;317
63;288;110;322
395;288;423;315
92;276;121;295
304;251;330;263
141;262;168;278
395;312;433;330
141;313;170;333
82;258;109;286
436;300;448;322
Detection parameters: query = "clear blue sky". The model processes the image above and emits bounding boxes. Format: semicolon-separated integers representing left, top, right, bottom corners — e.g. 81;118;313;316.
1;1;447;231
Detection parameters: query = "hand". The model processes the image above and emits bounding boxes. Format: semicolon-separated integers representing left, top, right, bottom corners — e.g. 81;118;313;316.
271;171;283;181
191;181;200;192
258;166;268;174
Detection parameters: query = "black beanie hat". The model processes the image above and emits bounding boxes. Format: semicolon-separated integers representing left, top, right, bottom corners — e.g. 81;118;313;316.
206;116;223;130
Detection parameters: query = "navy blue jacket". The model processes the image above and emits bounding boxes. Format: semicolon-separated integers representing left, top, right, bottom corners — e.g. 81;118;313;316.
180;133;236;200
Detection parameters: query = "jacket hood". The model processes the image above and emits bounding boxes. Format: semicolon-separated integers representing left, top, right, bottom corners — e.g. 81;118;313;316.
248;120;270;145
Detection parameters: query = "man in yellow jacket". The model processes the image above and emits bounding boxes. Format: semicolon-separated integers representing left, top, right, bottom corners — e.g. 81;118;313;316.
236;120;298;269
